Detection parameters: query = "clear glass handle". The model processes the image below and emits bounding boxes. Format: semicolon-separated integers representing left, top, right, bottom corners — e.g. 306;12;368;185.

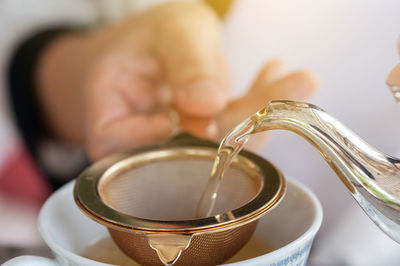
254;100;400;243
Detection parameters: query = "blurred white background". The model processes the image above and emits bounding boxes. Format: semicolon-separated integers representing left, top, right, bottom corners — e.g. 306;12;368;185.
225;0;400;264
1;0;400;264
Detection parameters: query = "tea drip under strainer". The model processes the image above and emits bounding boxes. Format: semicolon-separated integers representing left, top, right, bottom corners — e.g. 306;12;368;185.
74;133;285;266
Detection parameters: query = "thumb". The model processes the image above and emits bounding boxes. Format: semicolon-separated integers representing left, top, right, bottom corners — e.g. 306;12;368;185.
152;2;229;117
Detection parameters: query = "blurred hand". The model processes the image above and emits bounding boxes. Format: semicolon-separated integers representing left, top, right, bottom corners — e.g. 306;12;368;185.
38;2;318;161
38;2;229;160
84;2;230;160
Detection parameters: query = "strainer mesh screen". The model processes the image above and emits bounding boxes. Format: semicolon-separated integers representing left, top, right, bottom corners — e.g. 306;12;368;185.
98;157;261;220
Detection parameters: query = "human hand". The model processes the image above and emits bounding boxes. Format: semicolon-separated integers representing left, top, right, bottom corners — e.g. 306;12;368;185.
37;2;318;161
38;2;230;160
85;2;232;160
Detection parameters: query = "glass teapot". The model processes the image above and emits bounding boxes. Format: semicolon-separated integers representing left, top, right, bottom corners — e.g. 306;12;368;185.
248;100;400;243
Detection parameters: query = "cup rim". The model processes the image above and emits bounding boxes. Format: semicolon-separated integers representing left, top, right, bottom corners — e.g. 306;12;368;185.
74;134;286;233
38;181;111;266
225;177;323;265
38;177;322;265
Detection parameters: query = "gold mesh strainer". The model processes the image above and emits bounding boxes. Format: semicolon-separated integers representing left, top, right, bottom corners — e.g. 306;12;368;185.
74;133;285;266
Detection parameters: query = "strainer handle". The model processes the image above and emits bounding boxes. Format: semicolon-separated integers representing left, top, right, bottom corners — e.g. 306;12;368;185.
164;132;217;148
2;256;57;266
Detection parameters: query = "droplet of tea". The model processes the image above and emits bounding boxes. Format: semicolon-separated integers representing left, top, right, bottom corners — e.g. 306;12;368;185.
147;234;192;266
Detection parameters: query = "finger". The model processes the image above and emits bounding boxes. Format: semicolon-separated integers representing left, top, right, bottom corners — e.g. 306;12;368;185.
253;70;320;104
151;2;229;117
179;114;218;139
85;51;172;160
87;113;171;161
387;63;400;102
387;63;400;87
219;70;319;132
250;58;288;94
217;70;319;150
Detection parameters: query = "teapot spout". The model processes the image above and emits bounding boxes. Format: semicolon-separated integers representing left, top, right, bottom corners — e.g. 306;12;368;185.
254;100;400;243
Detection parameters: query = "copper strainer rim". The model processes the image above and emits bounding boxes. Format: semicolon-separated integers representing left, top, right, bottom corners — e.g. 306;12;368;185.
74;133;285;234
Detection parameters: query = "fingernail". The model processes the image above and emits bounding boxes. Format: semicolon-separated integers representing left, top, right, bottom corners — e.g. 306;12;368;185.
390;85;400;103
206;120;218;139
177;80;227;116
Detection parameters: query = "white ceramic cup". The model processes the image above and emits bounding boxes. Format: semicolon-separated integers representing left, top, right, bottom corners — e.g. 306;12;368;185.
3;178;322;266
